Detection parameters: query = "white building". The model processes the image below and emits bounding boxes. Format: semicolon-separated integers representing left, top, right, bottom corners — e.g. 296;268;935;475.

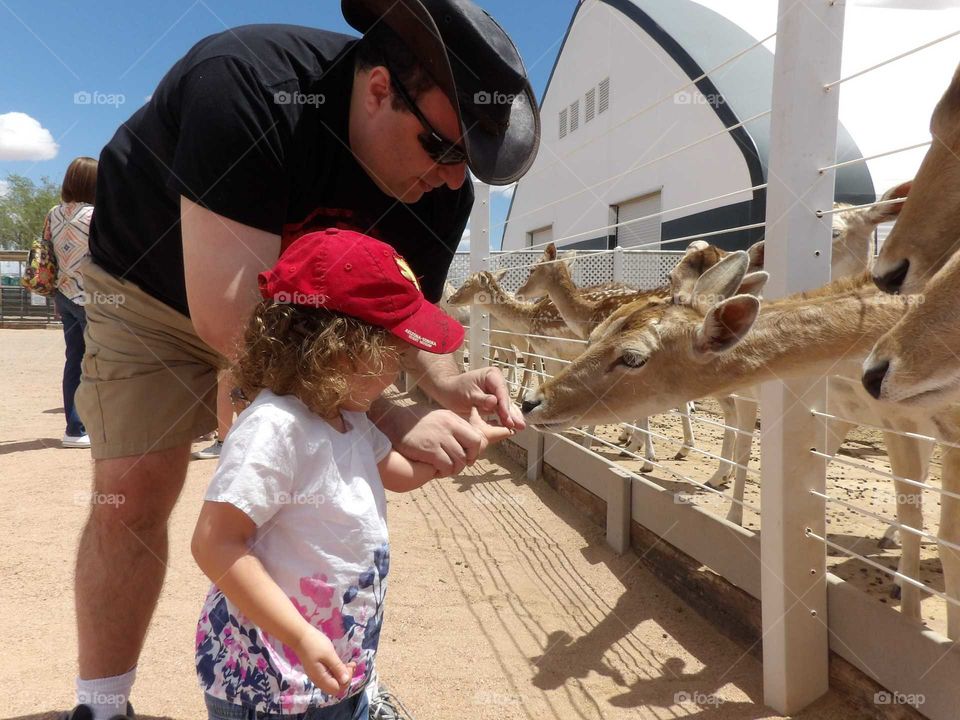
502;0;876;252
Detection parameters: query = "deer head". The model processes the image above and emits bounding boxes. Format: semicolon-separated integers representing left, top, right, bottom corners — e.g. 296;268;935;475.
522;252;761;428
873;61;960;295
863;246;960;407
446;269;509;307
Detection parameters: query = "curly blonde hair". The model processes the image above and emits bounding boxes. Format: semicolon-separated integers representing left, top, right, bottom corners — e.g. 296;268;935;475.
232;301;402;418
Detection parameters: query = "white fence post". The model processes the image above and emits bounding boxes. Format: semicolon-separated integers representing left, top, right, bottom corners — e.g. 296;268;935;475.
759;0;844;712
612;245;624;284
469;183;490;373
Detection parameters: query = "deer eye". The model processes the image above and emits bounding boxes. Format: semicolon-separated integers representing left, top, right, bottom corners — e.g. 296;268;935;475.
618;350;648;369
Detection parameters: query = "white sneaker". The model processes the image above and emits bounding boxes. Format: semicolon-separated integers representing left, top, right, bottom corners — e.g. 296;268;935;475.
192;440;223;460
62;433;91;448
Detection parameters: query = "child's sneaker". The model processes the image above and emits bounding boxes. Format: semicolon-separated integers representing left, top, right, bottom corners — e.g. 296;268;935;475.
192;440;223;460
370;685;413;720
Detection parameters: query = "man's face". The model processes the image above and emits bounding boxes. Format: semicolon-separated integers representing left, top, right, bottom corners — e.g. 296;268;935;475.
352;66;469;203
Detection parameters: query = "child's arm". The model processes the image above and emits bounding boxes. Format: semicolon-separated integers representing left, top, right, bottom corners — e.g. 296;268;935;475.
377;408;516;492
191;500;353;694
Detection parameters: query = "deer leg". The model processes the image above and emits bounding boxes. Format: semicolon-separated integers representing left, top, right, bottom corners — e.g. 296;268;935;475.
621;417;655;471
674;403;695;460
939;444;960;640
883;431;933;624
707;396;738;489
725;397;758;526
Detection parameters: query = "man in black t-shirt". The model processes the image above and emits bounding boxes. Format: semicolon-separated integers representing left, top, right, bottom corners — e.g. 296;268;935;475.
66;2;539;718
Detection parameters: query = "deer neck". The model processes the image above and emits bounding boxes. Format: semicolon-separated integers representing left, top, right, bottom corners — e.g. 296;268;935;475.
481;282;538;333
544;266;595;339
707;281;908;396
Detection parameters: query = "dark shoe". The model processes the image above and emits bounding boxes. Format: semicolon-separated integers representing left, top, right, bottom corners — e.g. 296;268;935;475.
61;702;135;720
192;440;223;460
369;686;412;720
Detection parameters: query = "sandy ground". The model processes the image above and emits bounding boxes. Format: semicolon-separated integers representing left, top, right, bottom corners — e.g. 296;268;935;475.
2;328;867;720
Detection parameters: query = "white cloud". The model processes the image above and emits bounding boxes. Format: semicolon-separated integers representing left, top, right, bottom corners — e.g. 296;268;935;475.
0;112;58;161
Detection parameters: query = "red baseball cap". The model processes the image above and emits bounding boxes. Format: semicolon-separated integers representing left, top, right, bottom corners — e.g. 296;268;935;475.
258;228;464;354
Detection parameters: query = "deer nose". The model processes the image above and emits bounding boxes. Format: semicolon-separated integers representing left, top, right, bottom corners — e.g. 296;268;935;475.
862;360;889;400
873;259;909;294
521;398;542;414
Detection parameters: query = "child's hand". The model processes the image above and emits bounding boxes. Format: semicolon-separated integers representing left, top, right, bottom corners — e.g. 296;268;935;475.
467;406;515;445
293;627;355;695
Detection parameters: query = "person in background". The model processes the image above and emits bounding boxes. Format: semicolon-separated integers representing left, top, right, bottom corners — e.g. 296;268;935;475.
192;374;234;460
48;156;98;448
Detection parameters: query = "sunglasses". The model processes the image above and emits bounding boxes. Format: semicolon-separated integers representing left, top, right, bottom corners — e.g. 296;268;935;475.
386;66;468;166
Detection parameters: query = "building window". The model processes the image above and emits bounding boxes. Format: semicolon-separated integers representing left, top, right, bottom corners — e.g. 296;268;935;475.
559;107;568;138
527;225;553;248
598;77;610;114
613;191;661;249
569;99;579;132
585;87;596;122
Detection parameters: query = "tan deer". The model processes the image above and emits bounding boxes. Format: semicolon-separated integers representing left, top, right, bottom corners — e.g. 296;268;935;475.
522;253;959;636
872;60;960;296
515;242;697;465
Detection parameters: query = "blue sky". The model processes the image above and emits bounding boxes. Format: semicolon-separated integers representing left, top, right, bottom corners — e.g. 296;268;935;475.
0;0;575;248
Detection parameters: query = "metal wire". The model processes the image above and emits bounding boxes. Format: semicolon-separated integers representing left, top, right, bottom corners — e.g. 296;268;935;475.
494;110;772;233
816;196;909;217
811;407;960;451
812;489;960;553
819;141;932;173
565;427;761;515
488;327;588;345
487;182;769;258
485;221;765;274
824;28;960;90
617;419;760;477
810;449;960;502
805;528;960;610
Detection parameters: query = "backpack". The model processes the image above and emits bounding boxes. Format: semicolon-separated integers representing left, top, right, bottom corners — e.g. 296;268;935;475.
20;212;58;296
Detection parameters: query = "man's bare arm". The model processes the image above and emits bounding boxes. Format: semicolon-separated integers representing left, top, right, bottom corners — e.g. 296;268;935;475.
180;196;281;359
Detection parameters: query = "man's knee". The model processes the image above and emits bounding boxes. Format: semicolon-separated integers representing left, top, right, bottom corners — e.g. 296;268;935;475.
86;445;191;534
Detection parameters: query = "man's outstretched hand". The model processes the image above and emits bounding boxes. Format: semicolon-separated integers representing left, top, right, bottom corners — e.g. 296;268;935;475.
432;366;526;431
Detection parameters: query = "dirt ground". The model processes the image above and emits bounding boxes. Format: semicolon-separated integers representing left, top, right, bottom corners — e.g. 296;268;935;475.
3;328;867;720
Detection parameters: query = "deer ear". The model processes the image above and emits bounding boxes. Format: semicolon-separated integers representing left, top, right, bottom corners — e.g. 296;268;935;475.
694;295;759;357
690;251;749;313
544;242;557;261
865;181;912;224
747;241;765;273
492;268;508;281
737;271;768;297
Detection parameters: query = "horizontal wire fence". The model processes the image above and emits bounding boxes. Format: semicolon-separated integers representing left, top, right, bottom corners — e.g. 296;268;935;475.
454;2;960;714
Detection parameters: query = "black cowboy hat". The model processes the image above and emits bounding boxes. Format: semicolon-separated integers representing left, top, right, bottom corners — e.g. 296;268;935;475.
342;0;541;185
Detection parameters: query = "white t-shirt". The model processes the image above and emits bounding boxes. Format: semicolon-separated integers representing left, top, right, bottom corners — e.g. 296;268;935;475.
195;389;393;714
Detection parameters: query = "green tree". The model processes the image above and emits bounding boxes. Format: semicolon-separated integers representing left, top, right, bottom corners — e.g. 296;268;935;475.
0;174;61;250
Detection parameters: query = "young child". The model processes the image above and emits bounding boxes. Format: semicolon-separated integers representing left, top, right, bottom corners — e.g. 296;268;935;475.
192;229;510;719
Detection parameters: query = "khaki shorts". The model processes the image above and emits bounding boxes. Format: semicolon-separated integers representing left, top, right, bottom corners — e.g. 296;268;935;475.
75;262;225;460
